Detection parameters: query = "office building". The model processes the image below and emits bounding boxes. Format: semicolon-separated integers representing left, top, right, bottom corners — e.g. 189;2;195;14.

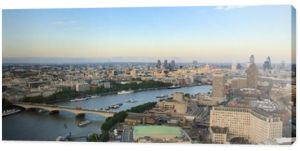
210;107;282;144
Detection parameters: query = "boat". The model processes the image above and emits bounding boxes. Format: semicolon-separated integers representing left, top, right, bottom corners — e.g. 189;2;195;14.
70;96;91;102
117;90;134;95
156;94;168;98
109;103;123;109
91;95;98;99
126;99;137;103
105;106;111;111
168;85;181;89
78;120;91;127
2;109;21;117
70;98;85;102
111;104;120;109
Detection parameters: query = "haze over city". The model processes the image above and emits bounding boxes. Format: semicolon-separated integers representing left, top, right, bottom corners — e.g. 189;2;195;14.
2;5;294;63
2;5;296;144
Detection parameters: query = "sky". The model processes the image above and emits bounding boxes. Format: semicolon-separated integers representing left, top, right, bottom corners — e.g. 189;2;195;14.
2;5;295;63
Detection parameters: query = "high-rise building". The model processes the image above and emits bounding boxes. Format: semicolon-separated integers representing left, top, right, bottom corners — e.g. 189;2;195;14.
170;60;176;70
156;60;162;69
263;56;272;71
212;74;225;98
192;60;198;67
250;54;255;64
163;60;168;69
246;55;259;88
210;107;282;144
236;63;242;70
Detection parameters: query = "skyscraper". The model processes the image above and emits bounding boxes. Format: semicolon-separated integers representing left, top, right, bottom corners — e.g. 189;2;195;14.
263;56;272;71
163;60;168;69
250;54;255;64
156;60;162;69
170;60;175;70
246;55;259;88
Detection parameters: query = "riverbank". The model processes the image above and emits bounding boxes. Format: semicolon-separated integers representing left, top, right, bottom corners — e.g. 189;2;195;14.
21;80;173;104
3;85;212;141
52;84;207;104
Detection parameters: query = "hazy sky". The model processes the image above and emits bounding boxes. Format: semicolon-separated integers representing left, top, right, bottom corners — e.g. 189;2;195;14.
2;5;295;63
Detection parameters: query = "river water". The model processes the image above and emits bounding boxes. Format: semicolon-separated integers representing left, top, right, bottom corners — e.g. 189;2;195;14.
2;85;211;141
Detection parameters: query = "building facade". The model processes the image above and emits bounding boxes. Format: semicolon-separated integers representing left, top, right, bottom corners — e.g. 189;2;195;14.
212;74;225;98
210;107;282;144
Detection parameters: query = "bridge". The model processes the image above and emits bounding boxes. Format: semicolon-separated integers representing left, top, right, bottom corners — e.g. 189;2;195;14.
14;103;115;118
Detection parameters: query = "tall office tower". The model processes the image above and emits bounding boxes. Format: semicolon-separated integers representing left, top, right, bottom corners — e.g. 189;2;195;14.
236;63;242;70
156;60;162;69
212;74;225;98
170;60;175;70
192;60;198;67
246;55;259;88
263;56;272;71
163;60;168;69
267;56;271;66
250;54;255;64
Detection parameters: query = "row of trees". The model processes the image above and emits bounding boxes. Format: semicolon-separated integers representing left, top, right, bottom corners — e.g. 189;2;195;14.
23;88;80;103
23;80;171;103
88;102;157;142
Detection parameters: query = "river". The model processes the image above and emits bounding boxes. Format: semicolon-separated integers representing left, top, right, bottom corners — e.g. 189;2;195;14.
2;85;212;141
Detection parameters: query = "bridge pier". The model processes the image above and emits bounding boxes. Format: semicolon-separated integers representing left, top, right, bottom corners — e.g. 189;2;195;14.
76;113;85;118
13;103;115;119
49;110;60;115
26;108;37;111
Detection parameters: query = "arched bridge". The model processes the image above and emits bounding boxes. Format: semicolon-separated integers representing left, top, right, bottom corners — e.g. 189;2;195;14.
14;103;115;118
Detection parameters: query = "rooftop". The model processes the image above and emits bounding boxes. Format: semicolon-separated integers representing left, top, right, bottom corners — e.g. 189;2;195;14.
132;125;190;142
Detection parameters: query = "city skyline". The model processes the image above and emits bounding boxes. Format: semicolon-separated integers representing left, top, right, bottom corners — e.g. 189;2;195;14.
2;5;295;63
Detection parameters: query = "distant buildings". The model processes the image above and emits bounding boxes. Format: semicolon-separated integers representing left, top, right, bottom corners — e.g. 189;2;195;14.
156;59;176;71
231;63;242;71
163;60;168;69
170;60;176;70
75;83;90;92
192;60;198;67
156;60;162;69
263;56;272;72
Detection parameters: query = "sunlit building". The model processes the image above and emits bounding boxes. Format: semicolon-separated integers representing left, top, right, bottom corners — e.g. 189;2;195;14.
210;107;282;144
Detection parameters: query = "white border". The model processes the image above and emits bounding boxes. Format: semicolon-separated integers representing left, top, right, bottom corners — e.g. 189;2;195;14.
0;0;299;151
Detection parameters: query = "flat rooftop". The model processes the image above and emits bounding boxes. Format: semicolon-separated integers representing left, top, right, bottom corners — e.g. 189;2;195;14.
132;125;190;142
133;125;181;138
